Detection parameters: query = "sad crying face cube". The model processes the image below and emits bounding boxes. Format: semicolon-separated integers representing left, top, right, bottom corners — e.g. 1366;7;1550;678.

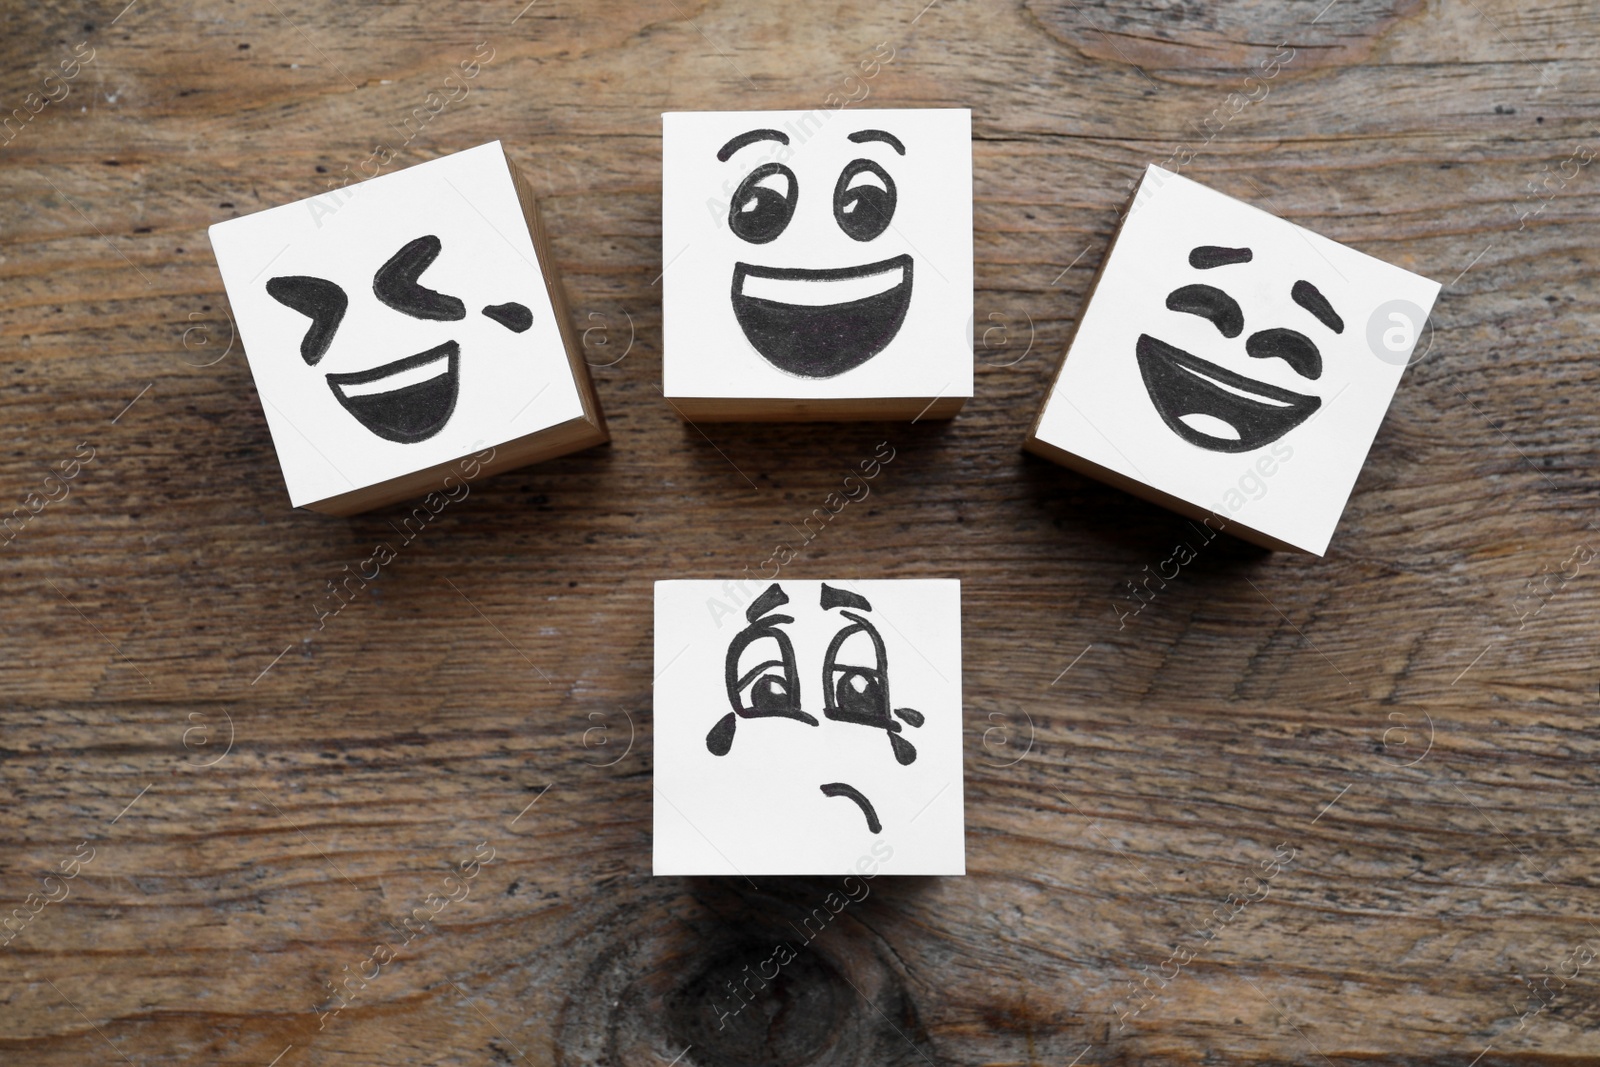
661;109;973;420
208;141;606;515
1027;166;1441;555
654;579;964;876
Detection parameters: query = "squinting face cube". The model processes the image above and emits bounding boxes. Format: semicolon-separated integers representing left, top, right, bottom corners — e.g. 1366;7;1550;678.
654;579;964;876
662;109;973;404
209;141;588;509
1031;166;1441;555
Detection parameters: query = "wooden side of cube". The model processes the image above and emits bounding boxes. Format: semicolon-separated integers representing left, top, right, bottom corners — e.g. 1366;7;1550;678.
667;395;966;422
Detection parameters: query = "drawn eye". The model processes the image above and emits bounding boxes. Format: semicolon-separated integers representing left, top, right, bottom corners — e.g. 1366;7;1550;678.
373;234;466;321
1246;327;1323;380
829;631;882;715
733;634;797;713
824;622;887;720
729;163;797;244
1165;284;1244;338
833;159;896;242
265;275;347;365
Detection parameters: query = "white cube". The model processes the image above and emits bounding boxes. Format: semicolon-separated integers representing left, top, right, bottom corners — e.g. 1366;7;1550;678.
208;141;606;515
654;579;964;876
1027;165;1441;555
662;109;973;421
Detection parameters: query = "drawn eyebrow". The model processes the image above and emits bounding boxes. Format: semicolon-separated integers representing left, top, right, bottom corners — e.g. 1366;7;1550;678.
717;129;789;162
848;129;905;155
746;582;790;623
821;583;872;612
1189;246;1253;269
1291;279;1345;334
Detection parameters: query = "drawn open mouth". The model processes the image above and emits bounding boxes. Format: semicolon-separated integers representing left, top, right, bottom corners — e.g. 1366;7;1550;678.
731;253;913;379
1136;334;1320;453
325;341;460;444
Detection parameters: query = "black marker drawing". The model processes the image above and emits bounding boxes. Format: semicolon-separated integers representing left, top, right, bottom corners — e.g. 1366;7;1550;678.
482;302;533;333
1291;279;1344;334
265;276;346;365
1137;244;1346;453
847;129;906;155
1189;245;1253;270
1165;284;1243;339
325;341;460;444
717;128;789;163
833;158;896;242
720;128;913;379
709;582;813;757
819;582;923;766
730;255;913;379
1245;327;1322;380
708;581;924;834
727;162;798;244
374;235;466;320
820;782;882;834
267;234;533;444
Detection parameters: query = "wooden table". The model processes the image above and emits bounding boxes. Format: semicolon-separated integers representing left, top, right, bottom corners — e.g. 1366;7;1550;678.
3;1;1596;1063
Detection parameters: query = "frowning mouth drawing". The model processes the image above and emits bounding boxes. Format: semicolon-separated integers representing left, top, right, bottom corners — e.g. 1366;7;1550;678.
324;341;460;444
731;254;914;379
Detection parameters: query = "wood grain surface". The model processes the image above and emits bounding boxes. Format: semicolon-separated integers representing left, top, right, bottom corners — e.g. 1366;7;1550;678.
2;1;1597;1064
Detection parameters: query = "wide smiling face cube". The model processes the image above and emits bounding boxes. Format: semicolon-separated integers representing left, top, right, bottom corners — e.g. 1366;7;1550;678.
1027;166;1441;555
661;109;973;420
654;579;964;876
208;141;605;514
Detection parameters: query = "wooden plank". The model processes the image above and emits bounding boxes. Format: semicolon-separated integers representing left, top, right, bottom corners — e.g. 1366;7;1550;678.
1;0;1596;1063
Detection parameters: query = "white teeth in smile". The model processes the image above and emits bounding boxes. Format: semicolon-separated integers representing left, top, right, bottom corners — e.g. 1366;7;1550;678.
742;265;904;306
1176;361;1293;407
332;354;451;398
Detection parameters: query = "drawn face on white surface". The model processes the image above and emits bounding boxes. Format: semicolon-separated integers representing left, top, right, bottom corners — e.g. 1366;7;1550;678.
653;578;963;876
709;582;925;833
1029;165;1441;555
209;142;589;508
1136;243;1349;453
660;109;973;404
718;127;912;379
266;234;534;444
